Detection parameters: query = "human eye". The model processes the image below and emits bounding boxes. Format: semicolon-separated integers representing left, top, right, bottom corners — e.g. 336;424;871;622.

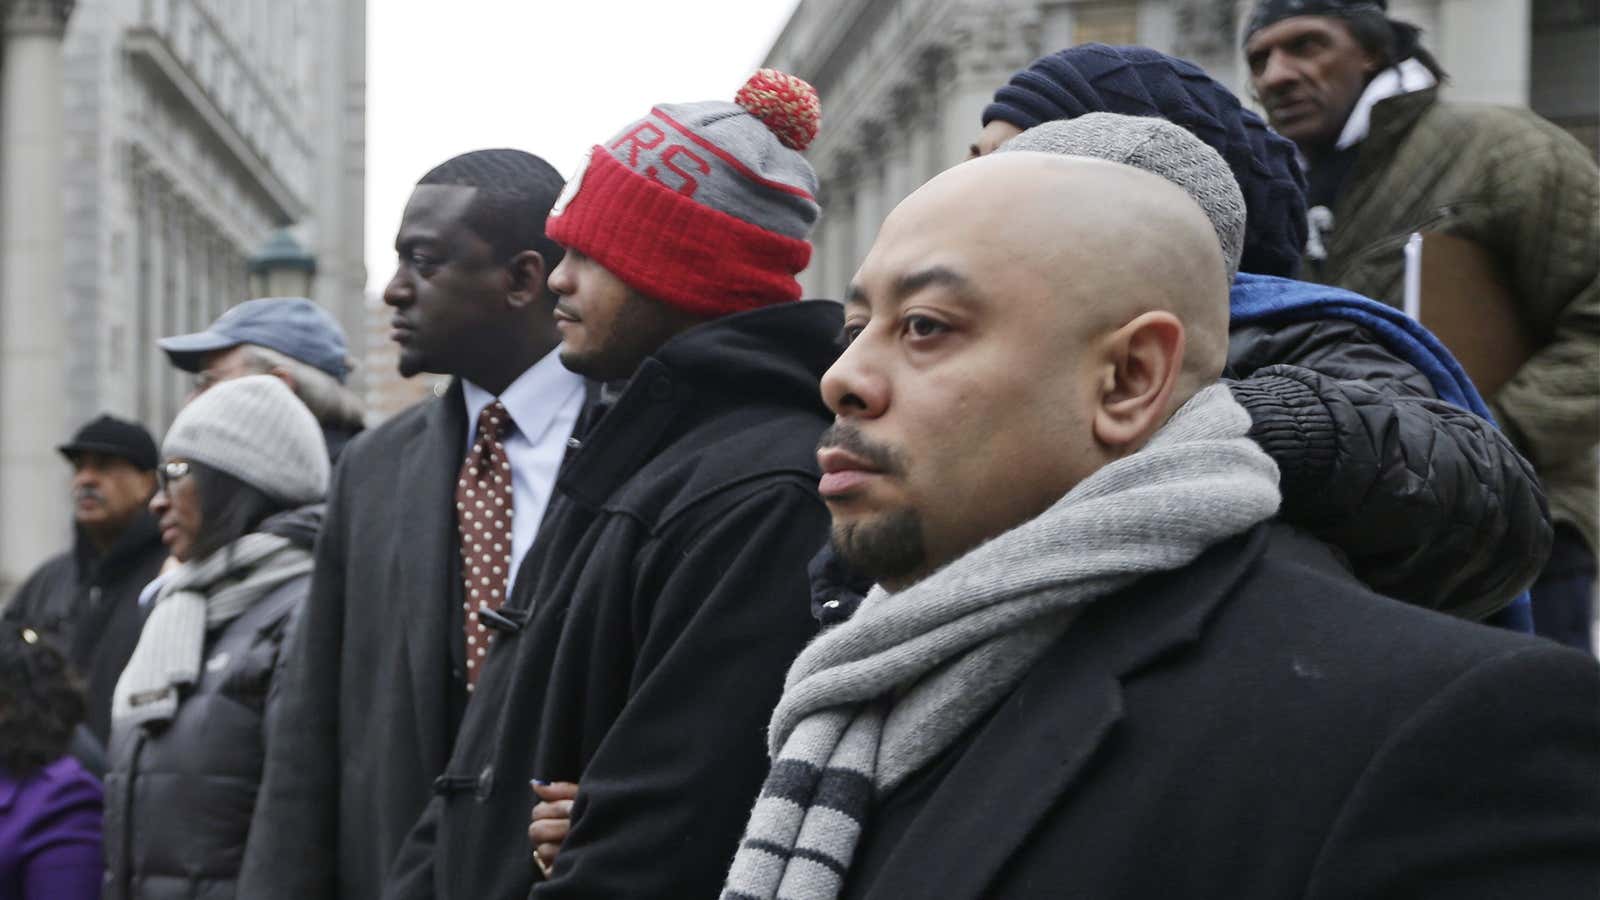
901;314;950;342
399;245;442;273
837;319;868;348
1289;34;1321;56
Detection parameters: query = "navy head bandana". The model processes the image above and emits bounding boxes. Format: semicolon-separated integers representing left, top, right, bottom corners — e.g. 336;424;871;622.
1245;0;1386;39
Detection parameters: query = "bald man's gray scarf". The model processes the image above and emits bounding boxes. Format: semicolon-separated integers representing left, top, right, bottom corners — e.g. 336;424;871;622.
111;533;311;737
721;384;1281;900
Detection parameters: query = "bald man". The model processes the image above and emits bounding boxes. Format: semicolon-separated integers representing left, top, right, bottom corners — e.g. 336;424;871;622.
720;135;1599;899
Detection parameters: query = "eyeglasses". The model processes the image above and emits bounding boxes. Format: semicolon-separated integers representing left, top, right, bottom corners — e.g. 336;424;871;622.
157;460;192;493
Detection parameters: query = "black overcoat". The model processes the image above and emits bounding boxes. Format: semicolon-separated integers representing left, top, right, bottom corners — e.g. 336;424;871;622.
385;302;842;900
842;525;1600;899
4;513;168;744
240;382;474;900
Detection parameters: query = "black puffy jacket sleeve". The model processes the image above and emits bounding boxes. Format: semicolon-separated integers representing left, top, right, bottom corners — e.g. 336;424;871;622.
1225;317;1551;620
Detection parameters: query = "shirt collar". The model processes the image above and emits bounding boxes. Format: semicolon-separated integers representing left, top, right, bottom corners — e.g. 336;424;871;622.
1334;58;1437;151
462;347;586;444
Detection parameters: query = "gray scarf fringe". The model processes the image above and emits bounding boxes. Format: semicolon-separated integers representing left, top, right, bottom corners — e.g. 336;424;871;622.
111;532;311;738
722;384;1281;900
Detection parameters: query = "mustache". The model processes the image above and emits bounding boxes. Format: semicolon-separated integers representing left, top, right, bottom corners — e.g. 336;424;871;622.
72;486;104;505
817;422;904;476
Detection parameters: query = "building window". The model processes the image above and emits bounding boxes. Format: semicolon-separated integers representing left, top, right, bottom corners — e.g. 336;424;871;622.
1532;0;1599;158
1073;1;1140;46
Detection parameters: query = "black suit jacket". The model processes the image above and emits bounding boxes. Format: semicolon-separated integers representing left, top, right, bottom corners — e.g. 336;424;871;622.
844;525;1600;899
240;381;472;900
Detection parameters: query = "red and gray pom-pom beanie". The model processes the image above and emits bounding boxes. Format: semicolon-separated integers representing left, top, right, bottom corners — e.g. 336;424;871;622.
546;69;822;318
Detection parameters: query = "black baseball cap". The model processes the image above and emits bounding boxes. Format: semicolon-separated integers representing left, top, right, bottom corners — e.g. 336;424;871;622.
57;414;159;471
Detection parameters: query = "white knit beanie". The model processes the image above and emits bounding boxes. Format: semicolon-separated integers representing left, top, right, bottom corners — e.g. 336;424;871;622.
163;374;329;506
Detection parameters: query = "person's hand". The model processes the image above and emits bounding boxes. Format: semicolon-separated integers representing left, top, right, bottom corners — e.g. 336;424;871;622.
529;780;578;877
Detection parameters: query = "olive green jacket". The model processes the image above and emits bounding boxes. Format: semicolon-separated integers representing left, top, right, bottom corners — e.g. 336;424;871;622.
1305;87;1599;553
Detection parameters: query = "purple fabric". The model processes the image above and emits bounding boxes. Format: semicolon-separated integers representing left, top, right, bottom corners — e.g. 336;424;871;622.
0;756;103;900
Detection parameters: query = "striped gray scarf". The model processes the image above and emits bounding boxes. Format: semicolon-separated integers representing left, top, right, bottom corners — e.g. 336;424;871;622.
722;385;1281;900
111;532;311;737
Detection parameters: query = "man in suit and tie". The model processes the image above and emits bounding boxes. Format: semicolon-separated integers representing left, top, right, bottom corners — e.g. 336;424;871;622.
241;149;588;900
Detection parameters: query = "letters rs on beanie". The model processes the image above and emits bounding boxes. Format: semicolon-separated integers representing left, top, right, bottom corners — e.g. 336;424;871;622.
546;69;823;318
999;112;1247;284
162;374;329;506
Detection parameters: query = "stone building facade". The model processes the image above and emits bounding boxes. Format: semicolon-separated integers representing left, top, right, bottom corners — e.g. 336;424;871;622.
1;0;365;594
766;0;1598;301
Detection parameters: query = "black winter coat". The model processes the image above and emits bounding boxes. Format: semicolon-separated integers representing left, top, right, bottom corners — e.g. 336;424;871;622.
4;513;168;744
241;384;476;900
841;524;1600;899
102;508;320;900
1227;316;1549;617
384;302;841;900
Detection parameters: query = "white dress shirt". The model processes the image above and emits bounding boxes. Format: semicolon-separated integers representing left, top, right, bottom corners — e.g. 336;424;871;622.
462;349;586;599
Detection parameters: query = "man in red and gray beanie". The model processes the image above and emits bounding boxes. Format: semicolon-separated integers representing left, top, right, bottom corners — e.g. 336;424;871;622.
384;71;845;900
544;69;823;380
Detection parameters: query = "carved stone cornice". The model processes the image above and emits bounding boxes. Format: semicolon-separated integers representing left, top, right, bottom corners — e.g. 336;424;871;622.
1173;0;1237;60
2;0;74;37
886;84;924;131
945;2;1040;79
856;118;889;162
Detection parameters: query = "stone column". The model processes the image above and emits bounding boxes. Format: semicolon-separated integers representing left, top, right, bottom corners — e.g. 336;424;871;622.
851;124;888;274
882;85;920;210
823;156;858;300
1438;0;1529;105
910;48;950;187
0;0;74;598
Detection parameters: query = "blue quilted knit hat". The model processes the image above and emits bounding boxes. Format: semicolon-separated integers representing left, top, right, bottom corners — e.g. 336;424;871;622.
983;44;1307;278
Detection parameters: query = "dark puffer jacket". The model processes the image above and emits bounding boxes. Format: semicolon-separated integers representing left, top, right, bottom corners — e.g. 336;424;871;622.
815;316;1548;626
1227;317;1549;618
101;507;320;900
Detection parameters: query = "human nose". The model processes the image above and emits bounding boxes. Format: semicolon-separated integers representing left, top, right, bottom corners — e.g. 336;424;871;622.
382;266;413;308
148;489;169;517
1256;50;1299;96
547;256;574;297
820;336;889;420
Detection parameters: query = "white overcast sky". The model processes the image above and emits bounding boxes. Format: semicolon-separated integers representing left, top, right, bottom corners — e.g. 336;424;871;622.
364;0;802;293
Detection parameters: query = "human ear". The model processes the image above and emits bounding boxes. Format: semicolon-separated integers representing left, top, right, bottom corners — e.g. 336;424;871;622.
1091;312;1185;452
506;250;549;309
269;366;297;394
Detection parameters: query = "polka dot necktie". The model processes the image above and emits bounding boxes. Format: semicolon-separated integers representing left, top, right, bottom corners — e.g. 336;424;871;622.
457;401;514;689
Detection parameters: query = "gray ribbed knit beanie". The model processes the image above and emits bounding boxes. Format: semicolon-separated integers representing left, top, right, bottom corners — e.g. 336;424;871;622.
998;112;1246;281
163;374;328;506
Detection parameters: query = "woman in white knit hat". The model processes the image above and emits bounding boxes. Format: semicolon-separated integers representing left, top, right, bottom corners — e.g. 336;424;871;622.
103;374;328;900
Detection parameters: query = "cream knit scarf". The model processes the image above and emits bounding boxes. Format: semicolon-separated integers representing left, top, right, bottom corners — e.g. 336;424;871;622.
111;533;310;738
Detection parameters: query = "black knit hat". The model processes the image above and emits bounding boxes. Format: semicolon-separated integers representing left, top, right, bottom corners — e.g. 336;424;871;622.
983;44;1308;279
1242;0;1425;64
57;414;159;471
1244;0;1385;40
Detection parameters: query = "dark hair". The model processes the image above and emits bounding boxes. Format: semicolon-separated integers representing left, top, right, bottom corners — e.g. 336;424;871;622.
0;628;86;777
418;149;568;292
1338;10;1449;81
187;460;286;561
